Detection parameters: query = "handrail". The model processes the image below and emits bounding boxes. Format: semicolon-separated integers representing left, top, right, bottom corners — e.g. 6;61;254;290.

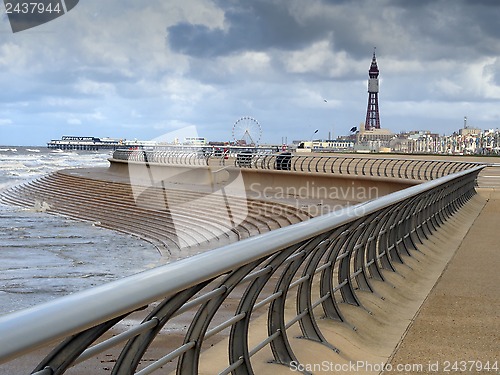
111;149;211;166
238;153;482;180
112;149;483;181
0;166;484;374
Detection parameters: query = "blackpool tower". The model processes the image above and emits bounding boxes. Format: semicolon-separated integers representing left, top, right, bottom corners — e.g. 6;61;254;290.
364;49;381;130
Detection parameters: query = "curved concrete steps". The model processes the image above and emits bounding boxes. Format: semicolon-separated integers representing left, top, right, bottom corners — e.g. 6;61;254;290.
0;170;313;258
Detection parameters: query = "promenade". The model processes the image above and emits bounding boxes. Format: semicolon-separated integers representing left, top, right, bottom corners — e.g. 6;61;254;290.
0;155;497;374
386;166;500;374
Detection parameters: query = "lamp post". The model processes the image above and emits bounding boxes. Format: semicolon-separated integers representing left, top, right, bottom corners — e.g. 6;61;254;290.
310;129;318;141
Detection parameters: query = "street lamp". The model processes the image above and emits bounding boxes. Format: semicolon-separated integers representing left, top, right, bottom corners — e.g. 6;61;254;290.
310;129;318;141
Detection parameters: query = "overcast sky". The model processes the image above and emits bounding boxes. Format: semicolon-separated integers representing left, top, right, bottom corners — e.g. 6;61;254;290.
1;0;499;146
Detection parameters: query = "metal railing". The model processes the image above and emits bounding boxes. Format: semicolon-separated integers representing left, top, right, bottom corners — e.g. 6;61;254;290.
112;149;212;166
112;149;482;181
234;153;482;181
0;166;484;374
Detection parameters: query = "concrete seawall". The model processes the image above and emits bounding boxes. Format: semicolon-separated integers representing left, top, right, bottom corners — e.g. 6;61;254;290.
108;157;416;199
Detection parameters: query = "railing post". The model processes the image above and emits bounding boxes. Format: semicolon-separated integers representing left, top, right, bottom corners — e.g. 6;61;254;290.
353;212;380;292
365;208;392;281
319;229;350;322
385;201;408;264
112;285;208;374
377;206;398;271
177;261;262;374
228;247;298;375
268;243;311;369
337;218;366;307
296;240;339;351
33;314;127;375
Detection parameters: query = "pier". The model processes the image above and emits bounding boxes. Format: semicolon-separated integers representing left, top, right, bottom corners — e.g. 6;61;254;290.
0;152;497;374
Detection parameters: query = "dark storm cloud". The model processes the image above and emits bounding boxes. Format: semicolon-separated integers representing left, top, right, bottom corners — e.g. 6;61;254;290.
167;0;330;57
386;0;500;56
167;0;500;62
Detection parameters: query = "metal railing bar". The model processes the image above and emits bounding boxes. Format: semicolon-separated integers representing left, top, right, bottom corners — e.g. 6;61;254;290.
311;293;331;310
248;331;281;357
352;269;364;278
336;252;350;261
241;266;273;284
134;342;196;375
173;287;227;317
365;259;375;267
289;275;310;289
285;309;310;329
353;243;364;251
74;318;159;365
333;279;349;293
254;291;283;311
282;250;307;265
205;313;246;339
314;261;332;274
377;251;387;259
219;358;245;375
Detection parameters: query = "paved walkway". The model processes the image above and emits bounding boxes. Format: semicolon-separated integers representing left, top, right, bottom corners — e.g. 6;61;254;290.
386;168;500;374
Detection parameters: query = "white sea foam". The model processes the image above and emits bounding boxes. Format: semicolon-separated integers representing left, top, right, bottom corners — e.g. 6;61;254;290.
0;147;159;315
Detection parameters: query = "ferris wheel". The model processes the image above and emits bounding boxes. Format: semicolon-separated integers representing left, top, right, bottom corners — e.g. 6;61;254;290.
232;116;262;146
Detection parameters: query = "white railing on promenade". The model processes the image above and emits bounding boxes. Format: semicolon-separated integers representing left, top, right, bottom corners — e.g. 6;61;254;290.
111;149;483;181
0;166;484;374
233;153;483;180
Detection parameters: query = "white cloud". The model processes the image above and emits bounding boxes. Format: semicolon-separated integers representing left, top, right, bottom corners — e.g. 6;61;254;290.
74;79;116;96
0;43;27;70
67;118;82;125
160;76;216;106
219;51;272;76
0;118;13;126
281;40;361;78
432;78;463;97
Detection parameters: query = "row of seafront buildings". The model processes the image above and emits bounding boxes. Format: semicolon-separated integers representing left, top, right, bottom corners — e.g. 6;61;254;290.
391;127;500;155
294;126;500;155
48;126;500;156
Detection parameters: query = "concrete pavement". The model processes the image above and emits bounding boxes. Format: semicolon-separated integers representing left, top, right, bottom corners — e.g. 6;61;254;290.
385;169;500;374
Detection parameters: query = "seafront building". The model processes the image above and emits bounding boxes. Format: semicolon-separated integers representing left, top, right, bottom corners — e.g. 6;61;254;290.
292;127;500;155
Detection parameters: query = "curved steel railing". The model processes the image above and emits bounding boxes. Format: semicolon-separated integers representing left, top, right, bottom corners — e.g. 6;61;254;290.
112;149;482;181
234;153;482;180
0;166;484;374
112;149;211;166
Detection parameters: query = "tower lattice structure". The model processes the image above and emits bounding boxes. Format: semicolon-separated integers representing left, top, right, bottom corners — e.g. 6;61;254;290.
364;49;381;130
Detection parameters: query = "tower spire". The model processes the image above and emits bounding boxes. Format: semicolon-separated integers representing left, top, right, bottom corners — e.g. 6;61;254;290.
365;48;381;130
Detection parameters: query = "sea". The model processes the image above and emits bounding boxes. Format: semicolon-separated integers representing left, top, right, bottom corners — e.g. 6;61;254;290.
0;147;161;316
